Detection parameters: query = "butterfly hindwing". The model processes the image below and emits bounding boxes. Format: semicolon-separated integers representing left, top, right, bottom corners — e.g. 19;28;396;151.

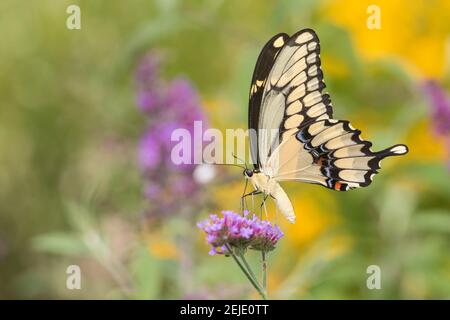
271;119;408;190
296;119;408;191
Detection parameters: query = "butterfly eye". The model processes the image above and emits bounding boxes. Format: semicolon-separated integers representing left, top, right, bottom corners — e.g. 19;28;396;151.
244;169;253;177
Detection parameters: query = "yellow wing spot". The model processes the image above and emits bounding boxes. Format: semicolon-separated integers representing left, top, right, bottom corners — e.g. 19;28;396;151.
273;36;285;48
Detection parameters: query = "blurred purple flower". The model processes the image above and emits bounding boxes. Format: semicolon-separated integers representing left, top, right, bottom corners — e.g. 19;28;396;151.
138;129;161;171
172;175;198;194
423;80;450;135
167;78;206;119
134;52;211;218
134;54;164;114
145;77;207;131
136;90;160;112
135;53;160;86
143;183;161;200
197;211;284;255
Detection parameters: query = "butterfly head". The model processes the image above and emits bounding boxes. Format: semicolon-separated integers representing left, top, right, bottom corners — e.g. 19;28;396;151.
243;169;254;178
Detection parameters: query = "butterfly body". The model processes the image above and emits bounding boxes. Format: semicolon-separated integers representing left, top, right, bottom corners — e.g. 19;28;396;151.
245;171;277;196
244;170;296;223
246;29;408;223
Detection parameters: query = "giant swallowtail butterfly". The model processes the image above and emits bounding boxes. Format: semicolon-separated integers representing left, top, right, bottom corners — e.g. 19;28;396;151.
243;28;408;223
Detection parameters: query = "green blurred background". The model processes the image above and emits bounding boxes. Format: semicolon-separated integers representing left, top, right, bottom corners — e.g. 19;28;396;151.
0;0;449;299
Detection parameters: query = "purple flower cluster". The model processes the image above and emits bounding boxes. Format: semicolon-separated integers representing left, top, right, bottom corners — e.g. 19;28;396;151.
135;53;208;217
423;80;450;136
197;211;284;255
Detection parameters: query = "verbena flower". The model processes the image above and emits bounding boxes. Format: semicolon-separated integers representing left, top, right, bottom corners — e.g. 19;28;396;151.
138;129;161;171
197;211;284;255
423;80;450;136
423;80;450;170
135;54;163;113
135;53;160;85
135;52;210;218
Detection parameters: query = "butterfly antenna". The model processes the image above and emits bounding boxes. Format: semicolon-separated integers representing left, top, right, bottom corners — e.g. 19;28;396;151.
232;152;248;170
213;162;245;170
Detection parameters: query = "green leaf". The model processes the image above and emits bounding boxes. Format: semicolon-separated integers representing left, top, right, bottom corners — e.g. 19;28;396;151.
409;163;450;197
130;246;162;299
32;232;86;255
411;210;450;233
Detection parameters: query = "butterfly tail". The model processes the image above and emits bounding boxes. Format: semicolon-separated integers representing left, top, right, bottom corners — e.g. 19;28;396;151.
375;144;409;159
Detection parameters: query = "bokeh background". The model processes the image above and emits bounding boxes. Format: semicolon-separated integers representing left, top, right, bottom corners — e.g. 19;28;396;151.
0;0;449;299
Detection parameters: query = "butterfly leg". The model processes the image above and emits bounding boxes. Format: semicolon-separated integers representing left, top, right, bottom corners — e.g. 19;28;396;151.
241;190;261;213
240;179;248;212
269;194;278;224
260;194;269;220
251;192;255;211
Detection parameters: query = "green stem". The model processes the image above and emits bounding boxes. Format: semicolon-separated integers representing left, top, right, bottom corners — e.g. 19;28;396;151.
261;251;267;296
225;244;267;300
238;252;260;288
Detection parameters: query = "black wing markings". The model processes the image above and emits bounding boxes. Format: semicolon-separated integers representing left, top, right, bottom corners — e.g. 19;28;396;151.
248;29;409;191
248;33;289;169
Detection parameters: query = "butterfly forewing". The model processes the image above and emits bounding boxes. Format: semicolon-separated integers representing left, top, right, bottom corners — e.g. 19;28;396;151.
256;29;333;169
249;33;289;169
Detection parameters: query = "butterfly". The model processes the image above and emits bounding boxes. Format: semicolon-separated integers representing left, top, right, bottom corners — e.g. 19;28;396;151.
242;28;408;223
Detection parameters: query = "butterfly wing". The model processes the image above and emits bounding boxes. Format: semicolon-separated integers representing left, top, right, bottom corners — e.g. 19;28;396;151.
249;33;289;169
251;28;408;191
268;120;408;190
254;29;333;171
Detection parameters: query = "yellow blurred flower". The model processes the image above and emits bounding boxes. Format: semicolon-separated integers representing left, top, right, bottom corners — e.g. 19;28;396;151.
404;119;447;162
322;55;350;78
267;271;282;293
203;98;243;129
144;233;179;260
213;180;244;211
322;0;450;78
280;188;339;248
325;234;353;259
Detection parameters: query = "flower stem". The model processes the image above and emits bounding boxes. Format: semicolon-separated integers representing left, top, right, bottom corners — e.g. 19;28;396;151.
261;251;267;297
225;244;267;300
238;252;260;288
